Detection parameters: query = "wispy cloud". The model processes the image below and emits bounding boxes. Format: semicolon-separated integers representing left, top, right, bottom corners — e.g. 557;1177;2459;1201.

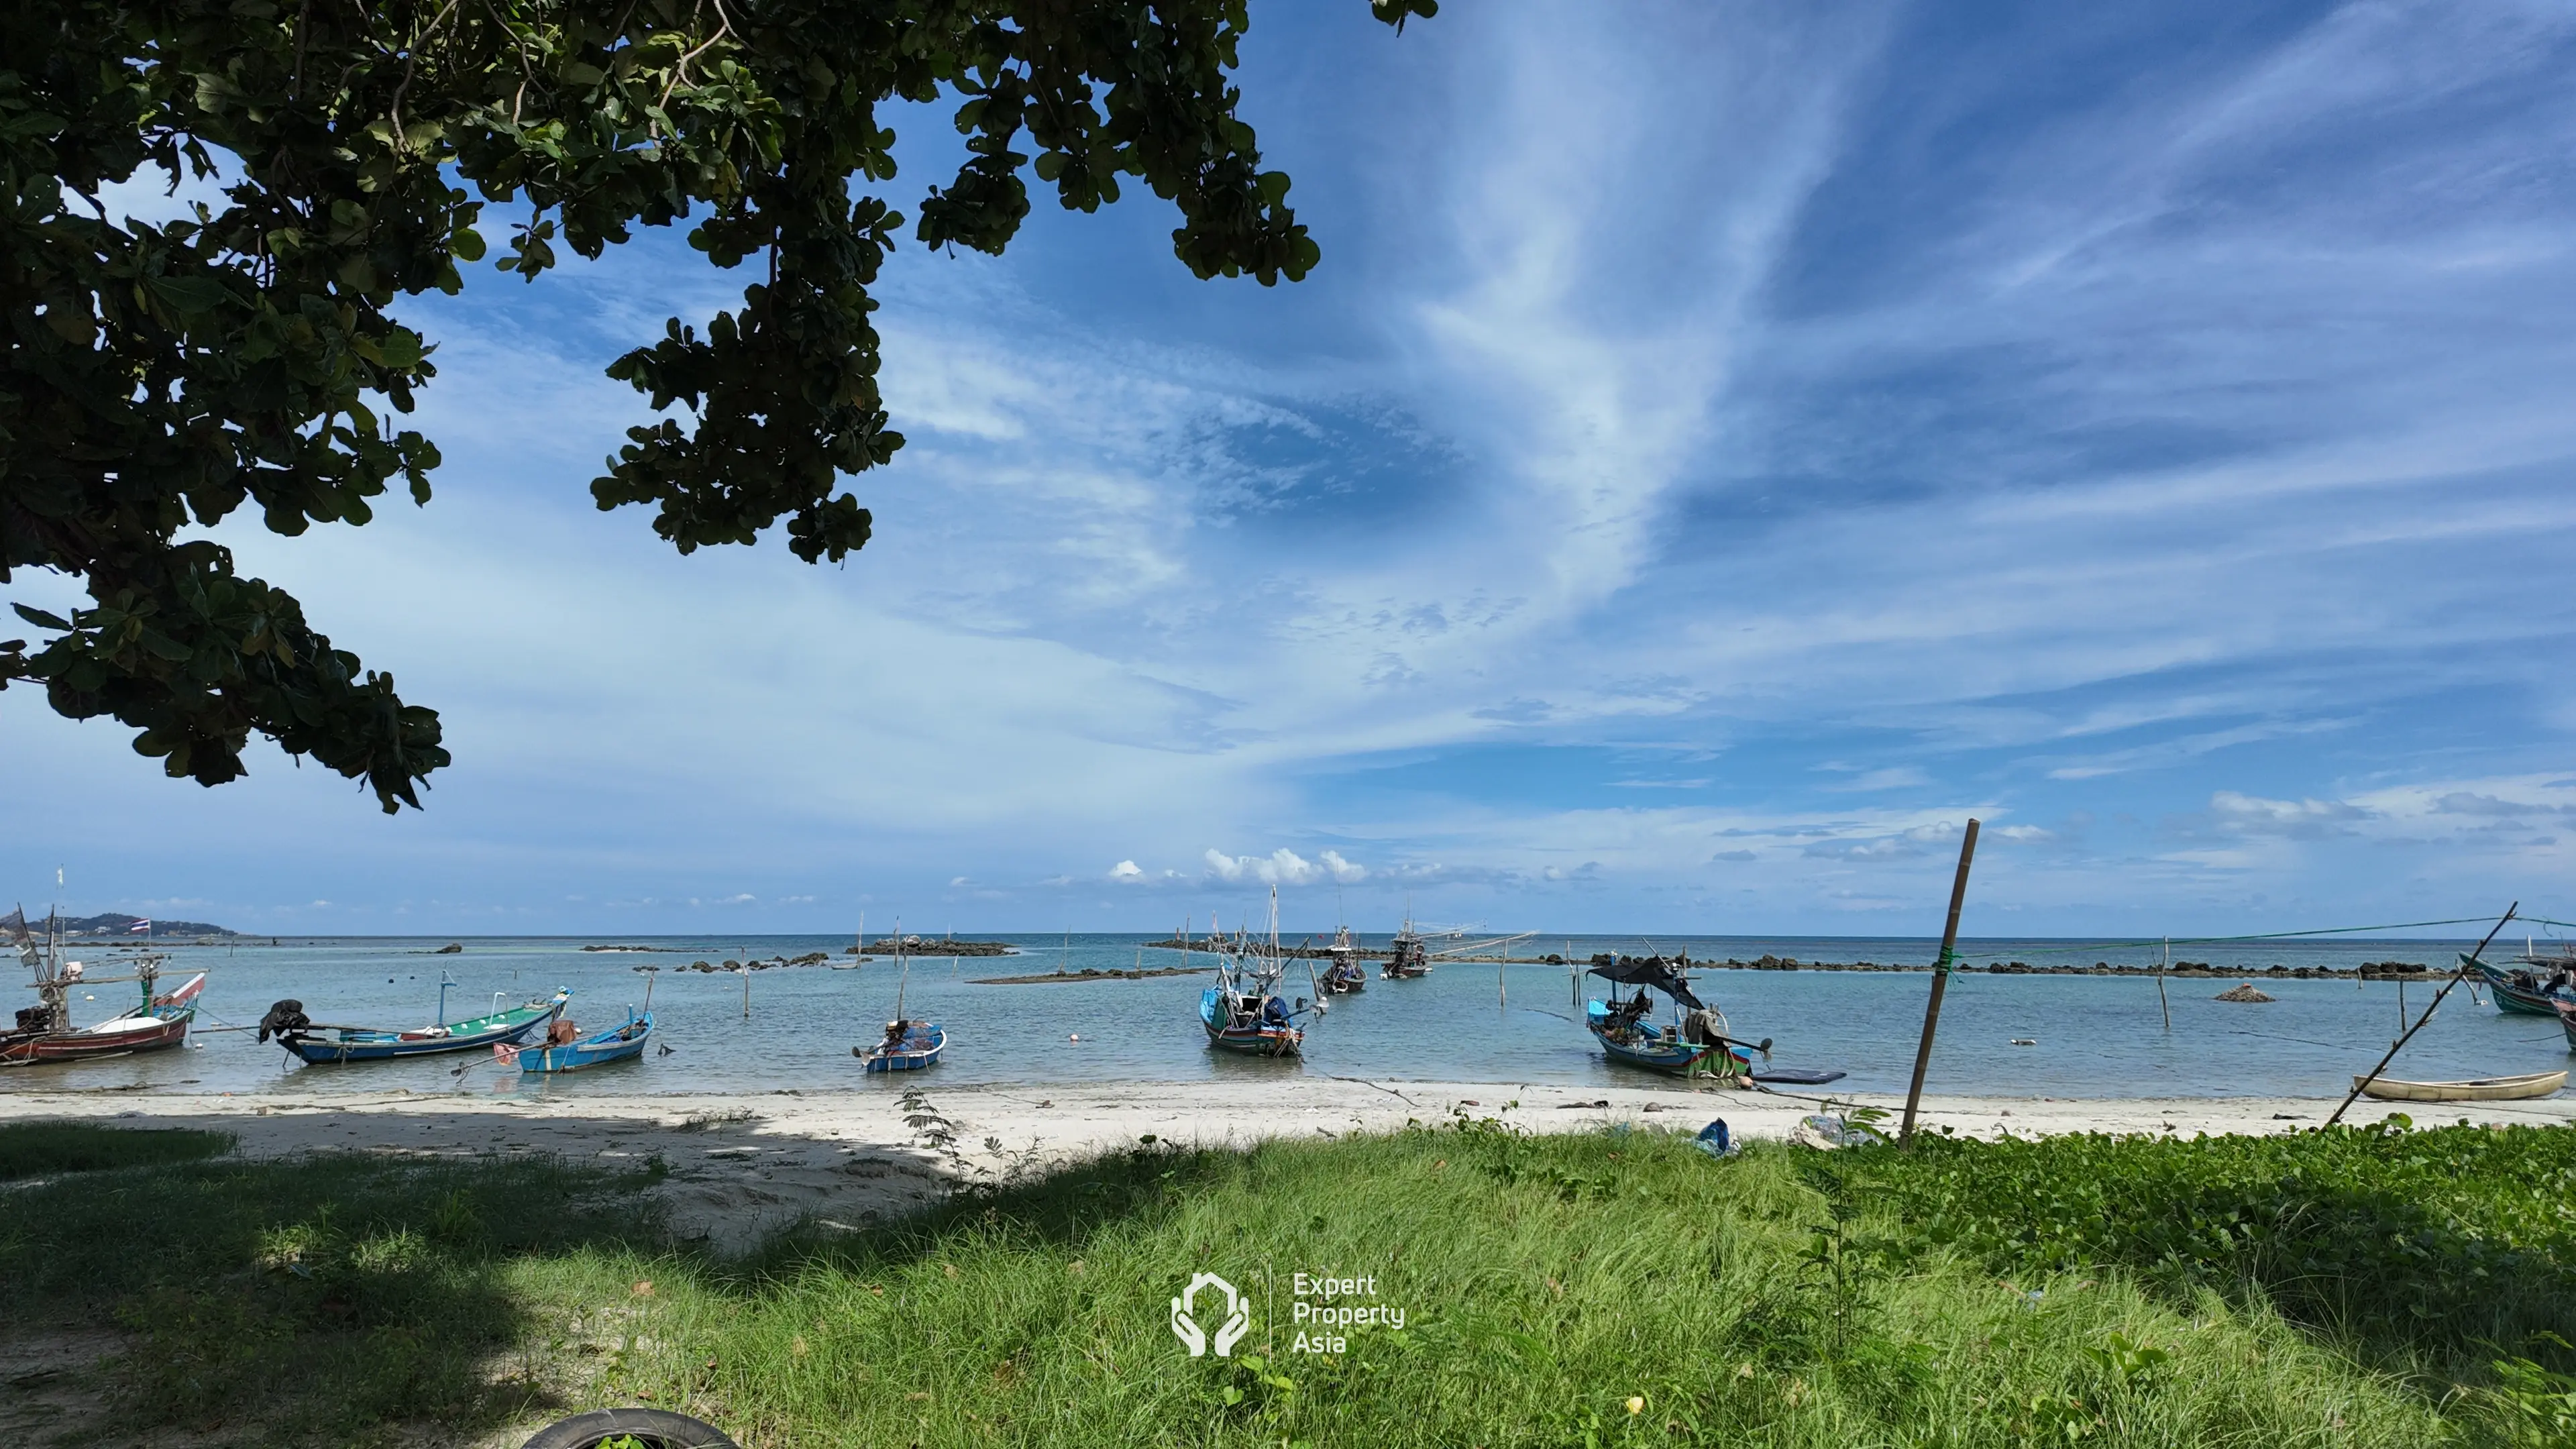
8;2;2576;934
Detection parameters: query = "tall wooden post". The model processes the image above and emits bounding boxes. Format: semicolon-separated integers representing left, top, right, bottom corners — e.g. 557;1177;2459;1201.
1899;819;1981;1145
2328;902;2516;1127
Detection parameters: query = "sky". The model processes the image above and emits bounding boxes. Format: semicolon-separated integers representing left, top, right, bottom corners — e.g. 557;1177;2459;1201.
9;0;2576;939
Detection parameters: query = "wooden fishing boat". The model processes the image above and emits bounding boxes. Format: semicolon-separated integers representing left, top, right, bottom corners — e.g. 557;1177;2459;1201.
3;910;205;1065
2462;954;2574;1016
1319;926;1367;995
1379;917;1432;979
2;972;204;1065
500;1011;653;1072
2352;1069;2566;1102
1201;888;1316;1057
1201;989;1303;1056
2561;1002;2576;1052
857;1020;945;1071
1585;998;1749;1077
853;923;946;1071
264;990;569;1064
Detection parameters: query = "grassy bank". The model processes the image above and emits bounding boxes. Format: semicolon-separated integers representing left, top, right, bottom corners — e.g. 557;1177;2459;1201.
2;1111;2571;1446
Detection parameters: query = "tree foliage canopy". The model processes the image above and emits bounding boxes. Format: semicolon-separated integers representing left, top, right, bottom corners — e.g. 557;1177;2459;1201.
0;0;1434;810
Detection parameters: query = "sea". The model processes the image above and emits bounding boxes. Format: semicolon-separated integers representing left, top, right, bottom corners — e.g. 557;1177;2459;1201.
4;933;2567;1104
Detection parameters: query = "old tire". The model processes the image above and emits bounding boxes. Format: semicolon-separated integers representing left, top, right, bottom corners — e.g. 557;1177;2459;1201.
520;1407;739;1449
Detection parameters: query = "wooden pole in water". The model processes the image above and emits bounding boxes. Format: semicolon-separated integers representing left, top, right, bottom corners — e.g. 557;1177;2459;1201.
2327;902;2516;1128
741;962;751;1019
1899;819;1981;1146
2158;937;2171;1031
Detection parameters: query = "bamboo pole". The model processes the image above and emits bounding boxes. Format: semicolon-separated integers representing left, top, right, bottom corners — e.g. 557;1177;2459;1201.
1899;819;1981;1146
2158;937;2171;1031
2326;902;2516;1128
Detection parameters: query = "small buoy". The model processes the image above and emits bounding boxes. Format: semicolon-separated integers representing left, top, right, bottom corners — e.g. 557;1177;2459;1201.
1069;1033;1081;1042
2010;1038;2036;1046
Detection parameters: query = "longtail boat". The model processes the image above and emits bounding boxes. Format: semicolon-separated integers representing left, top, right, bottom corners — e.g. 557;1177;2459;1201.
3;908;203;1066
2353;1069;2565;1103
262;989;569;1063
500;1010;654;1072
2461;953;2575;1016
1201;888;1318;1057
1583;955;1786;1081
2559;1001;2576;1052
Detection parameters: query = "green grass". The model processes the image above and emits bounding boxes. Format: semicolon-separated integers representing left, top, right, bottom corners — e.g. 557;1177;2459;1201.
0;1120;234;1179
1;1112;2569;1446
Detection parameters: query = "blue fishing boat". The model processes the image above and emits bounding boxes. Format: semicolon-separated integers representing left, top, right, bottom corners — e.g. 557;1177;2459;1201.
2464;953;2576;1016
502;1010;653;1073
853;923;946;1071
857;1019;945;1072
1583;955;1775;1081
1201;888;1320;1057
261;989;569;1064
1586;998;1750;1077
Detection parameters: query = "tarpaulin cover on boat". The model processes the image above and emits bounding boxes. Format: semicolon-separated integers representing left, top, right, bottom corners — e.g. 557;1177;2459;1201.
1587;958;1704;1009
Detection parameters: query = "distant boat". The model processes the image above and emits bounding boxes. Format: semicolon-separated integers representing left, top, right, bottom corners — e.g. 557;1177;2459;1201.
501;1010;654;1073
2462;953;2575;1016
3;909;203;1065
1319;926;1366;995
1201;888;1316;1057
1379;916;1432;979
263;989;569;1064
2353;1069;2565;1103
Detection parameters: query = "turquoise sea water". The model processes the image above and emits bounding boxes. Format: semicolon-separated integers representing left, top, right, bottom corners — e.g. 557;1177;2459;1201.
4;934;2565;1102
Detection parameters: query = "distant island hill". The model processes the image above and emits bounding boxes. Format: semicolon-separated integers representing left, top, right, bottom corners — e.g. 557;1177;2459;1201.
24;912;240;938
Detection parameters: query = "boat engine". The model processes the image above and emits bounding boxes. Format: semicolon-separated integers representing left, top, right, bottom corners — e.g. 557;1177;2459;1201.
257;999;311;1042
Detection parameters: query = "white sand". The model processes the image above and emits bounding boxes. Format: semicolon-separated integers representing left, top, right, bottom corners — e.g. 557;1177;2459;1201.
6;1079;2568;1250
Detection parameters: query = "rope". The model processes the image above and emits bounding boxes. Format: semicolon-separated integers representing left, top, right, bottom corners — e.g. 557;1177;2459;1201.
1940;914;2521;965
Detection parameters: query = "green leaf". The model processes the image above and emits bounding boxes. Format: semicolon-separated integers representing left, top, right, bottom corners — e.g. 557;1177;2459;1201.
11;606;71;631
146;275;231;316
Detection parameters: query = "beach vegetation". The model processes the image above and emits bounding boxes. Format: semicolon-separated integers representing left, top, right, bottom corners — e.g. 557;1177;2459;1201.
1;1115;2567;1445
0;1119;232;1179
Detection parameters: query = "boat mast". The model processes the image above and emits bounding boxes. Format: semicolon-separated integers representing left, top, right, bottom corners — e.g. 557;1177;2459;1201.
893;918;909;1022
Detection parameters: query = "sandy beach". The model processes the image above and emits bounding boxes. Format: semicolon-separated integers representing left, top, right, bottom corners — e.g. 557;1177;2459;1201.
7;1079;2569;1252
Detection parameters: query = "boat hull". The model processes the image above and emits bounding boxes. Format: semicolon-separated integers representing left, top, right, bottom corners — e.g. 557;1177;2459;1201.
2354;1069;2566;1102
860;1024;945;1072
1586;1000;1748;1078
0;974;204;1066
2563;1004;2576;1052
1200;989;1301;1057
283;994;568;1064
2465;957;2574;1016
509;1014;653;1073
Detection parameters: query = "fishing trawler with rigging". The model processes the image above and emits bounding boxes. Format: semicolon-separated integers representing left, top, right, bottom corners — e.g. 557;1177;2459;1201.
1201;890;1322;1057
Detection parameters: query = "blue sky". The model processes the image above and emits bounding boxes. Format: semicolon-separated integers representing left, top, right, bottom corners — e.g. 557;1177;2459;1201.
10;0;2576;938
